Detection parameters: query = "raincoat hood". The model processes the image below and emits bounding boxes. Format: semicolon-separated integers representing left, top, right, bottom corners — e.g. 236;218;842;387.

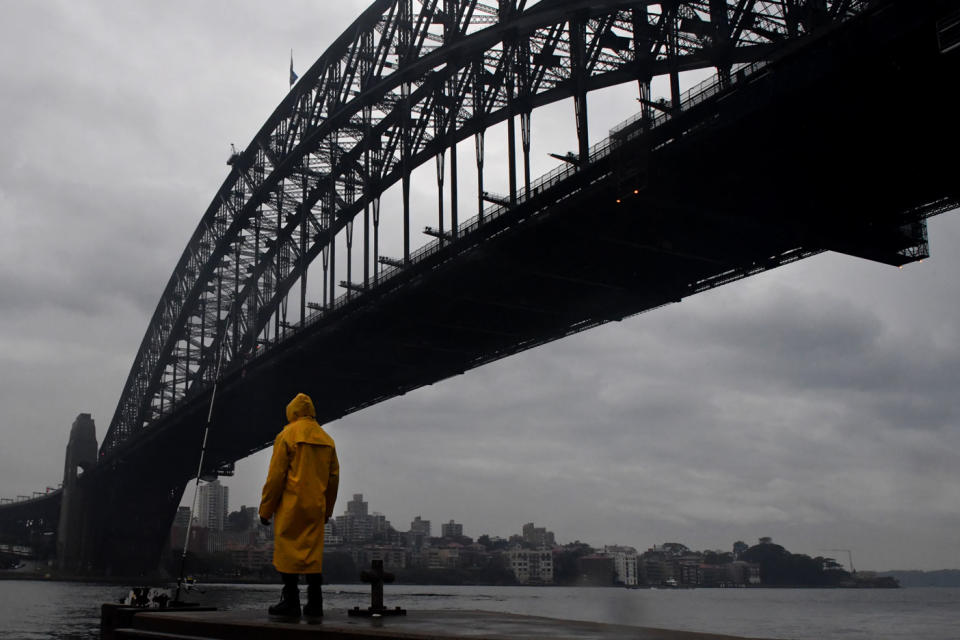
286;393;316;422
282;393;334;448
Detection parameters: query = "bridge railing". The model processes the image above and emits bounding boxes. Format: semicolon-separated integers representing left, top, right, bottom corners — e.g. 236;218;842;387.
608;59;770;143
0;487;61;508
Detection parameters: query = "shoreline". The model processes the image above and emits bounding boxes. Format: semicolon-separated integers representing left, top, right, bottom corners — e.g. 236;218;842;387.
0;571;903;589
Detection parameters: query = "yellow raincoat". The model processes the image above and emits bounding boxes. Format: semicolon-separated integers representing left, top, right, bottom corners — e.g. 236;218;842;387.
259;393;339;574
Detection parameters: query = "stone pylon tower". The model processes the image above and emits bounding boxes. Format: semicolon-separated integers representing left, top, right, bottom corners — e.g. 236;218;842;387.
56;413;98;573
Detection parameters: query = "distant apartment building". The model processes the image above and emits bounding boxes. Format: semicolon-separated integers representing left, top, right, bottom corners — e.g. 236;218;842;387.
407;515;431;549
674;560;762;587
371;512;395;540
639;546;677;585
324;521;344;546
206;529;226;553
241;506;259;527
348;493;369;517
205;529;256;554
228;544;273;572
457;542;489;570
334;494;396;544
521;522;555;548
641;543;703;586
338;494;373;542
197;479;229;531
441;520;463;539
604;545;639;586
697;563;728;587
507;547;554;584
678;559;701;585
410;516;431;537
427;544;464;569
640;554;670;585
353;544;407;571
345;514;372;542
173;506;192;529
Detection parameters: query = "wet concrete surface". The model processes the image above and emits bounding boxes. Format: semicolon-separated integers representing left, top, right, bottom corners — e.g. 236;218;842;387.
118;608;768;639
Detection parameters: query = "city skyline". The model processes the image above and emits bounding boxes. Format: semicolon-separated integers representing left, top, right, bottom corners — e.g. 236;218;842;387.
205;489;917;574
180;490;856;585
1;1;958;573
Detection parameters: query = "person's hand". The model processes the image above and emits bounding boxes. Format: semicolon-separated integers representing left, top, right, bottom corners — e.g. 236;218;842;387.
260;516;270;526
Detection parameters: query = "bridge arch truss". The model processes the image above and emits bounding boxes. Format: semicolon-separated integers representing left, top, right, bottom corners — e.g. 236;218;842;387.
102;0;869;457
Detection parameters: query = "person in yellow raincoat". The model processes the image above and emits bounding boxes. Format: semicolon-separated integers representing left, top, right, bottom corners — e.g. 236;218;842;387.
259;392;339;618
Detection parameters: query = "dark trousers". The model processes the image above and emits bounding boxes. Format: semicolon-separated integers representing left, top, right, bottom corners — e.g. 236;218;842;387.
281;572;322;594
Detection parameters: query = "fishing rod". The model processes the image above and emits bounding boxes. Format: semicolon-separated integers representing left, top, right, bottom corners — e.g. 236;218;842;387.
173;313;233;605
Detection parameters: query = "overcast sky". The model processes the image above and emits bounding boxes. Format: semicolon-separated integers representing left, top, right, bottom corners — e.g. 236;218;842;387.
1;1;957;572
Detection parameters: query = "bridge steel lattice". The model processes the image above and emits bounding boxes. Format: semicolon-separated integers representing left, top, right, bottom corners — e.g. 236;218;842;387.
6;0;956;575
102;0;875;462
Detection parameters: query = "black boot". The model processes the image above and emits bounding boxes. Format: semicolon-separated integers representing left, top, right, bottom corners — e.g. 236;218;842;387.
268;573;301;618
303;573;323;618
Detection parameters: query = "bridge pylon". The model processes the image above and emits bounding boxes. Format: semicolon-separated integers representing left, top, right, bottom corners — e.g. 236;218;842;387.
56;413;99;573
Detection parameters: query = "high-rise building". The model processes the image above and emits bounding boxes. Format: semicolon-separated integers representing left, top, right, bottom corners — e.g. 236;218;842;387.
197;479;229;531
347;494;368;517
173;506;192;529
410;516;431;537
324;520;343;546
334;493;395;544
521;522;555;547
441;520;463;539
406;516;431;550
507;547;554;584
603;545;639;586
371;512;392;538
242;506;259;530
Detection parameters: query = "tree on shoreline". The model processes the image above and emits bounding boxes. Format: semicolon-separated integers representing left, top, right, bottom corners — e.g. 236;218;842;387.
741;541;851;586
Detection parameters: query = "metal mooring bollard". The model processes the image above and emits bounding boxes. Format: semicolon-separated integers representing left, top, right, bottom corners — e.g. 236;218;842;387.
348;559;407;617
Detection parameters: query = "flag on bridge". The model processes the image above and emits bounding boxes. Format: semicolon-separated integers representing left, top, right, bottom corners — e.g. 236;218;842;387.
289;50;298;87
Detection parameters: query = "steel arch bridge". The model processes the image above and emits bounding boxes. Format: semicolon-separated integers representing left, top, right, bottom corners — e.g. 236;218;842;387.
7;0;952;574
102;0;878;460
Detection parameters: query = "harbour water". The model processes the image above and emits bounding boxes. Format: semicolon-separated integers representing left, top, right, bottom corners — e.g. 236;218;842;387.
1;580;958;639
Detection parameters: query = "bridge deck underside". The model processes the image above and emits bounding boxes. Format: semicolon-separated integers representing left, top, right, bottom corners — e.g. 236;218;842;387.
83;0;957;574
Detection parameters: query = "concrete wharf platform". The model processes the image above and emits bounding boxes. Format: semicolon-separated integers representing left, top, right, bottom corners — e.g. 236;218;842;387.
102;606;765;640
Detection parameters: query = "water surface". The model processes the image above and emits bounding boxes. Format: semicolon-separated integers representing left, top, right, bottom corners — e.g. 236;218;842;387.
1;579;957;639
